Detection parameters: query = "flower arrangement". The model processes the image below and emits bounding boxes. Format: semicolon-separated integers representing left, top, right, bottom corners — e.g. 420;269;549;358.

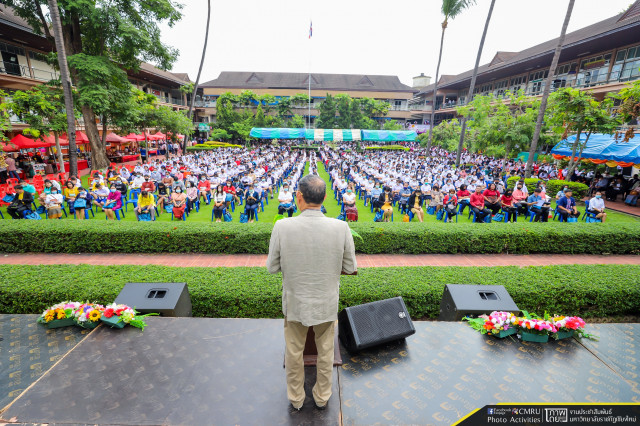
73;303;105;329
463;311;597;343
101;303;157;330
463;311;519;338
37;301;157;331
37;301;82;328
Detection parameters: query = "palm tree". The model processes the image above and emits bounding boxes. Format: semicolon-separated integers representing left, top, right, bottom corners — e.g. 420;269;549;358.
455;0;496;167
426;0;476;155
525;0;575;177
186;0;212;151
47;0;78;176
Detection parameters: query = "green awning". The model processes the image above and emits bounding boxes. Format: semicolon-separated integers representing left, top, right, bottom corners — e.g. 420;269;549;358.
250;128;307;139
361;130;417;142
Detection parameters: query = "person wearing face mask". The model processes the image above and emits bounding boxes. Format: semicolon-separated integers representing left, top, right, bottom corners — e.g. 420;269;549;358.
342;185;358;222
470;186;491;223
428;185;444;214
278;183;295;218
131;173;145;189
398;183;412;214
244;184;260;223
212;184;227;222
198;177;212;205
370;181;382;210
170;187;187;220
63;181;79;214
104;184;123;220
141;175;155;193
512;184;528;216
408;188;424;222
91;183;110;210
556;189;580;222
363;178;374;207
442;189;458;222
186;182;198;213
378;186;394;222
73;187;89;220
587;191;607;223
44;186;64;219
500;189;517;222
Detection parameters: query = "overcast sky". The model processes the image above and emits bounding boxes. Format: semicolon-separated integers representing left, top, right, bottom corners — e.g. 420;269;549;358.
159;0;634;87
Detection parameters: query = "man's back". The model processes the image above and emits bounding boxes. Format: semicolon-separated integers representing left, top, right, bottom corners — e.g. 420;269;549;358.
267;210;356;326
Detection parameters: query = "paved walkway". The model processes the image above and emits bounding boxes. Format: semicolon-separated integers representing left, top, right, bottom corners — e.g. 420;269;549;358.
0;253;637;267
602;199;640;216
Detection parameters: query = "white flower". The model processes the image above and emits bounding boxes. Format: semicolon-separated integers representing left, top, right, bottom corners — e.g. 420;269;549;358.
78;314;87;322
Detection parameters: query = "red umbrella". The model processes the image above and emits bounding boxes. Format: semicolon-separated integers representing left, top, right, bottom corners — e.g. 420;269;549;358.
9;134;53;149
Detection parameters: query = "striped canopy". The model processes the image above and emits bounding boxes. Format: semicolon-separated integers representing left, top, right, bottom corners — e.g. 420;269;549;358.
304;129;361;142
250;128;307;139
361;130;417;142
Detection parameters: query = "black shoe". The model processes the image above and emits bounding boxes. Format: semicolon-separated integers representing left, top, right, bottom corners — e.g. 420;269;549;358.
315;402;327;410
290;403;303;412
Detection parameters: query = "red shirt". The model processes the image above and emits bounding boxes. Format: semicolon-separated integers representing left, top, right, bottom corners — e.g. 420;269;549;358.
198;181;211;191
501;195;513;207
483;189;500;202
141;181;155;192
470;192;485;208
223;185;236;195
457;189;470;199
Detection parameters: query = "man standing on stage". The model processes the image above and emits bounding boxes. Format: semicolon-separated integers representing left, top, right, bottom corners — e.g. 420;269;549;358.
267;174;357;411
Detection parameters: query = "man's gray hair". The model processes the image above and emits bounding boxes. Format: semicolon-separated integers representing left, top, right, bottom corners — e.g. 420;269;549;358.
298;175;326;205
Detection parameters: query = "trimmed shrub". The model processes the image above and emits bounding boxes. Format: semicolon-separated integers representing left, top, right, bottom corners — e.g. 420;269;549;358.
546;179;590;200
507;176;540;192
0;221;639;254
1;264;638;320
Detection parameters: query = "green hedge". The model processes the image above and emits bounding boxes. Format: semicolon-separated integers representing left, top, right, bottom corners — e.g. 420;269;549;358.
0;221;639;254
1;265;638;320
507;176;540;193
546;179;590;200
364;145;409;151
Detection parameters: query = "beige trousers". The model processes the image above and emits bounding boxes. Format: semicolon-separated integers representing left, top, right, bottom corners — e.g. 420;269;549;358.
284;319;336;408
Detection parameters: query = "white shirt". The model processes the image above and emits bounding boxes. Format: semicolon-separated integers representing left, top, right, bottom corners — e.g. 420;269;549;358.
589;197;605;211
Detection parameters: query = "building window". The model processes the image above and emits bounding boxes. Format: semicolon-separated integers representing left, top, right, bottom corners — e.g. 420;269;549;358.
480;83;492;96
527;70;549;95
492;79;508;97
552;62;578;89
508;75;526;93
610;45;640;81
576;53;612;86
0;42;25;56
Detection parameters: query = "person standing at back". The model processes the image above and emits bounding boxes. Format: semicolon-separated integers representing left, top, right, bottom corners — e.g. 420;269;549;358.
267;175;357;412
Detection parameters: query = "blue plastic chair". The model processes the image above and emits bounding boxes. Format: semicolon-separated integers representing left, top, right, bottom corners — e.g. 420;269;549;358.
502;208;518;223
444;209;458;222
125;189;141;212
581;200;601;222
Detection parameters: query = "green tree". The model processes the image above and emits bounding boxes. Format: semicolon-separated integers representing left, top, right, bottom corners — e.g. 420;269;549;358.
155;106;193;143
455;0;496;166
525;0;576;177
617;78;640;142
382;120;404;130
421;118;460;151
8;0;183;169
277;96;292;118
289;114;306;128
215;92;240;132
9;84;71;172
0;90;11;142
209;128;231;141
546;87;621;180
254;104;267;127
316;94;337;129
335;94;352;128
427;0;476;153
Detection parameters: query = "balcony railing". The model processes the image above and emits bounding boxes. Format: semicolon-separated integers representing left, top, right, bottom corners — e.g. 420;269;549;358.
389;105;409;111
429;72;640;111
154;95;186;106
0;63;59;81
194;100;216;108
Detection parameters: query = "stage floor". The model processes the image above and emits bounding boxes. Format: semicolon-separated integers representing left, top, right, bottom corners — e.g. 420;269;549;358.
1;316;638;425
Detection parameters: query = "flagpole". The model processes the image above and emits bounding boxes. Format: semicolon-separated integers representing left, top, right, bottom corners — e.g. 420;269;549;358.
308;19;312;130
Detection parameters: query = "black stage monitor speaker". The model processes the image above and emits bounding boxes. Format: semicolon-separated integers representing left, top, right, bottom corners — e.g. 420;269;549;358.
438;284;519;321
115;282;192;317
338;297;415;352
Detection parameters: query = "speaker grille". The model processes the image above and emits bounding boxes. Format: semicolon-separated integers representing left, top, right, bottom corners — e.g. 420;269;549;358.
348;298;410;346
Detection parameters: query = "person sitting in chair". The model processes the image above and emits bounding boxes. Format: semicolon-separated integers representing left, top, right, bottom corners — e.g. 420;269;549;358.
44;186;64;219
556;189;580;222
398;183;412;214
470;186;491;223
278;182;295;218
442;189;458;222
342;187;358;222
587;191;607;223
525;188;550;222
244;183;260;223
7;185;33;219
408;188;424;222
135;190;156;221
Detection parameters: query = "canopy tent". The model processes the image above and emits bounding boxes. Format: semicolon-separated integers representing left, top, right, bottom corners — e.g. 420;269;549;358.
124;133;146;141
550;133;640;167
305;129;361;142
59;131;90;143
0;143;19;152
250;128;307;139
153;131;166;139
9;134;53;149
105;133;129;144
361;130;417;142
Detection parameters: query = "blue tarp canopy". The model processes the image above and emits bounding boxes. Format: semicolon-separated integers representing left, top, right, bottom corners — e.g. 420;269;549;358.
550;133;640;165
249;128;306;139
361;130;417;142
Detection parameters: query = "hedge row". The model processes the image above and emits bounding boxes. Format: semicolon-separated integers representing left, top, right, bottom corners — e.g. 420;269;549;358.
1;221;639;254
1;264;638;320
505;177;589;199
364;145;409;151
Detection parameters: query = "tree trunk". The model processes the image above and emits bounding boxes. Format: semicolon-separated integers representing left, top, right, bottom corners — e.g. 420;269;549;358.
456;0;496;167
186;0;211;152
53;131;65;174
47;0;77;177
565;131;589;181
82;105;110;169
525;0;575;177
426;22;447;155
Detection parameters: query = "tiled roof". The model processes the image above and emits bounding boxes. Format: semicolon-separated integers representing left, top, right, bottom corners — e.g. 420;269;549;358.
138;62;190;85
0;4;35;32
171;72;192;83
201;71;416;92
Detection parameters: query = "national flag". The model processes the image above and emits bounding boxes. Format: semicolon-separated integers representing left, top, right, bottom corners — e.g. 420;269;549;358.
309;21;312;39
